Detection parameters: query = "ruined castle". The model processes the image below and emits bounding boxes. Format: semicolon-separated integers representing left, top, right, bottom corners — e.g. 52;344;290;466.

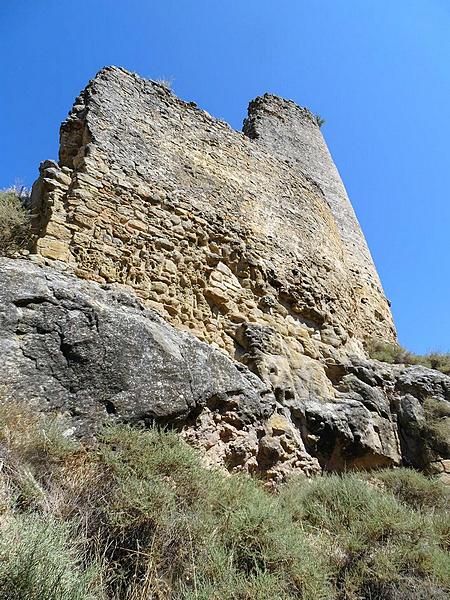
2;66;447;481
31;66;395;355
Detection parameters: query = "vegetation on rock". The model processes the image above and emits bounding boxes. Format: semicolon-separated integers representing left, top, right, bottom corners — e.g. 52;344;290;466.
154;77;173;90
367;339;450;375
0;401;448;600
0;189;32;256
315;113;326;127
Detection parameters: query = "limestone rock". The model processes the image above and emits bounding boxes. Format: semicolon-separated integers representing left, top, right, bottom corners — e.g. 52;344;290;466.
0;257;320;480
0;258;269;429
1;258;448;477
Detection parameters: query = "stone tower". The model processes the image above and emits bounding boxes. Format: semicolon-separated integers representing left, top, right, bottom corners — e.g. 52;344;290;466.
243;94;384;296
15;65;438;477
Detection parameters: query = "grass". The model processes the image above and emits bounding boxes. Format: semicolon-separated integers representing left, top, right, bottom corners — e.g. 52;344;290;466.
96;426;333;599
371;467;450;510
281;473;449;599
0;188;32;256
366;339;450;375
421;398;450;459
0;401;449;599
0;515;100;600
0;400;79;461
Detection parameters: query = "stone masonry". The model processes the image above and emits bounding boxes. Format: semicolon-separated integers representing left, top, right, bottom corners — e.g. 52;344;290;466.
30;66;395;364
243;94;385;303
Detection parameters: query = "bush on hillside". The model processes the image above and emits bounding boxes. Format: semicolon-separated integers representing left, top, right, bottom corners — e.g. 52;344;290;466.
0;514;99;600
280;473;449;599
366;339;450;376
0;189;32;256
0;402;448;600
97;425;332;599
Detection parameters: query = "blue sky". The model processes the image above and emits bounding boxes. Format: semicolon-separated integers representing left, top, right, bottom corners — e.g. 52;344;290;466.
1;1;449;353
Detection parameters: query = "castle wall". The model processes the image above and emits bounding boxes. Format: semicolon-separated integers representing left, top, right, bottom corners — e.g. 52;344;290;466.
31;66;396;361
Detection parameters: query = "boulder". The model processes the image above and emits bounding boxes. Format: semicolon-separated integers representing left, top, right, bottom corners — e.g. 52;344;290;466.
0;258;273;434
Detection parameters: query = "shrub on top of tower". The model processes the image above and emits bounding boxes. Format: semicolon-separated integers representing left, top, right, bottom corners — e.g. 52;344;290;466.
315;113;326;127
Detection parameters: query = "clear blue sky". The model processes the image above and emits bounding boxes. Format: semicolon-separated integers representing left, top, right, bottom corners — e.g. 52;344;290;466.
1;1;449;353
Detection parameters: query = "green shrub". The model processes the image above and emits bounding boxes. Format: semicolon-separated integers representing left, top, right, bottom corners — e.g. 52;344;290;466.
372;467;450;510
98;426;332;599
425;353;450;375
0;417;448;599
366;339;416;365
280;473;450;598
0;189;32;256
0;514;100;600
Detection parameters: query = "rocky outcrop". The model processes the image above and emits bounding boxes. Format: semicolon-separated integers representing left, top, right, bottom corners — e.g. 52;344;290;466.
1;258;448;481
0;258;319;481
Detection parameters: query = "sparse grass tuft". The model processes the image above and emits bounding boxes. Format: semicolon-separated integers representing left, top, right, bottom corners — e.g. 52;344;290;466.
154;77;173;91
315;113;326;127
0;400;79;463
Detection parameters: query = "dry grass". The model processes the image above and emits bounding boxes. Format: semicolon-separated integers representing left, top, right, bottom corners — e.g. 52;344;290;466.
366;339;450;375
153;78;173;91
0;189;32;256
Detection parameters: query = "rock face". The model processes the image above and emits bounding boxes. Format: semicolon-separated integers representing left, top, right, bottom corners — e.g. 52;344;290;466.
5;66;445;479
0;258;318;480
1;258;449;480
